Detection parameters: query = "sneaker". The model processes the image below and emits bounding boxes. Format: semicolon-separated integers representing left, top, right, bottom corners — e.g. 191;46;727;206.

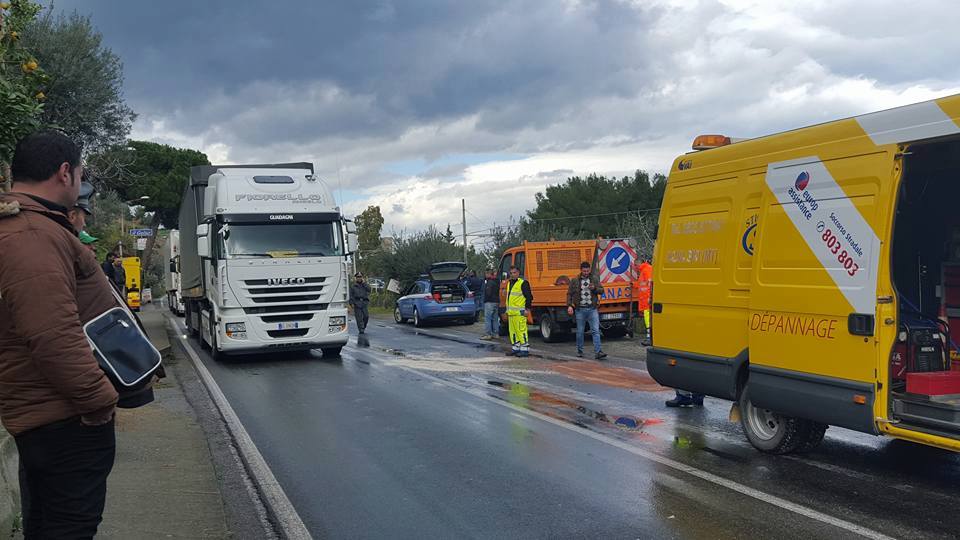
665;394;703;408
595;351;608;360
576;350;583;358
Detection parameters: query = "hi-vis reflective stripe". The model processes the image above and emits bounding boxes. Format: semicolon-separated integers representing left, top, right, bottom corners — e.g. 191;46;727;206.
765;157;881;314
856;99;960;146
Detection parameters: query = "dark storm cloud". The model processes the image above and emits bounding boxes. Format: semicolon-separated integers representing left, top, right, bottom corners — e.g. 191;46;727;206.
48;0;662;150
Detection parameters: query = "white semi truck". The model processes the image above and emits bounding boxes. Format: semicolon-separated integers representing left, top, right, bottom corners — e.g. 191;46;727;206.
164;229;185;316
177;163;357;359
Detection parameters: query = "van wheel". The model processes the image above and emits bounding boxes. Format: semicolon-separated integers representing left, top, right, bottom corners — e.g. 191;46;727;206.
394;307;407;324
414;308;424;328
739;386;806;454
795;422;828;453
540;313;559;343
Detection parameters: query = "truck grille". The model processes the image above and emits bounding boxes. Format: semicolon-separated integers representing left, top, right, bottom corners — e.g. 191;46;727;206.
267;329;309;338
243;303;328;315
241;277;328;308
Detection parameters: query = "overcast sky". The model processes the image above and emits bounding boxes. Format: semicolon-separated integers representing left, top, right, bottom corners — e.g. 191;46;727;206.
49;0;960;241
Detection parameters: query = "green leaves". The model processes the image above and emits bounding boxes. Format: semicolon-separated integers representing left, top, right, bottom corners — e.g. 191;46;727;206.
0;0;47;182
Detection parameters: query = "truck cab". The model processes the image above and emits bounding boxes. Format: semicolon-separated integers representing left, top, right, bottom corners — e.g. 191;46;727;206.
179;163;357;359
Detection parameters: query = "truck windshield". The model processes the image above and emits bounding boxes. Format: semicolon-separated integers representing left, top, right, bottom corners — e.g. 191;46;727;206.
221;223;343;258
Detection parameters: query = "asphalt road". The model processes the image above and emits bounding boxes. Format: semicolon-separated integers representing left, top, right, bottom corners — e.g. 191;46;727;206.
172;316;960;539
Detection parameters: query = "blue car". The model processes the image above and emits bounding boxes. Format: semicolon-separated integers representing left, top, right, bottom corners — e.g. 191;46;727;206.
394;262;478;327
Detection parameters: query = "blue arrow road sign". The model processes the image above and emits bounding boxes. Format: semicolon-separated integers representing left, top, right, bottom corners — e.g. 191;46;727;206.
129;229;154;237
605;246;630;275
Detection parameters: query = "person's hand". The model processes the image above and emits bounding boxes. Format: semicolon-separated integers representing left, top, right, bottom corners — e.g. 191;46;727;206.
519;309;526;316
81;406;115;426
567;307;574;316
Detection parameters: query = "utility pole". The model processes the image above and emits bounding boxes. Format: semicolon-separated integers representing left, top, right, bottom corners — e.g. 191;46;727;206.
462;198;468;263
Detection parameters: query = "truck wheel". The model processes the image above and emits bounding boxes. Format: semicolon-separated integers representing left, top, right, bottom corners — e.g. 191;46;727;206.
739;386;806;454
414;308;424;328
322;346;343;358
210;325;223;362
540;313;559;343
394;307;408;324
604;326;628;339
795;422;828;453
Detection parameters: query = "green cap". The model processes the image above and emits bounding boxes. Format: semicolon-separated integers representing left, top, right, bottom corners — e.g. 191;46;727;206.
78;230;99;244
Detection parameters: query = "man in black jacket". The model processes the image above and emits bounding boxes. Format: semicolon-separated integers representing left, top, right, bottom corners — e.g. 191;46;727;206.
350;273;371;334
480;268;500;339
566;261;607;360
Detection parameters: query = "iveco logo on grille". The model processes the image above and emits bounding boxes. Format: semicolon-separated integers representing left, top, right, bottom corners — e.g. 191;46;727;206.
267;277;307;285
269;214;294;220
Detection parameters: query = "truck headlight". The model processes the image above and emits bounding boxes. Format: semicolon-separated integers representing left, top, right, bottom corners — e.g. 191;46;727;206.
225;322;247;339
329;316;346;326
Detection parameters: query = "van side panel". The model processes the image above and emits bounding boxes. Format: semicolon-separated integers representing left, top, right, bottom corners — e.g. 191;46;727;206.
652;174;748;358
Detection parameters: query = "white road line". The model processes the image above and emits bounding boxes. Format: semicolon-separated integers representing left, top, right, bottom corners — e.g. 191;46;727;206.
166;315;312;540
361;348;893;540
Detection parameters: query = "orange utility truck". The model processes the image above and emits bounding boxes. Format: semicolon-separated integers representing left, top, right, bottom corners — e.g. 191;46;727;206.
497;239;638;341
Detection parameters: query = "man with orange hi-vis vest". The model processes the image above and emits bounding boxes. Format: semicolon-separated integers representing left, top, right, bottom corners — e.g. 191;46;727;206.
634;260;653;346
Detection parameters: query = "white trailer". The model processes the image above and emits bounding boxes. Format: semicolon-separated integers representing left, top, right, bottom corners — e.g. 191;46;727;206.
178;163;357;359
165;229;185;316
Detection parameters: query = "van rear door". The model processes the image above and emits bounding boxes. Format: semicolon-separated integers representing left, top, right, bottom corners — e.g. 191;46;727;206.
748;153;894;434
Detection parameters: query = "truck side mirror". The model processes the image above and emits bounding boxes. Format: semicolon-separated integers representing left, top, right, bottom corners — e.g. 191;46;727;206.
196;224;210;258
347;232;358;255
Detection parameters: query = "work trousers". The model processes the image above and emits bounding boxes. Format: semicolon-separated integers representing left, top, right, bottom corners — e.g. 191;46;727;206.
575;307;602;354
353;304;369;331
15;416;116;540
508;314;529;354
483;302;500;336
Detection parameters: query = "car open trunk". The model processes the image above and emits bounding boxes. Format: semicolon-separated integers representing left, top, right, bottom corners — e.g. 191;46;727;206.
428;261;467;282
890;137;960;438
431;282;467;304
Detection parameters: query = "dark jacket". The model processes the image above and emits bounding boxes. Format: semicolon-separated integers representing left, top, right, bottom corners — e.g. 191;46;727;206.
350;281;371;307
507;279;533;309
482;278;499;305
0;193;119;435
567;273;602;308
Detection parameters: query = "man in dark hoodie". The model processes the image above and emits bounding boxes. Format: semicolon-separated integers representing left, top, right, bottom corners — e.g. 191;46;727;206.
350;272;371;334
0;131;119;538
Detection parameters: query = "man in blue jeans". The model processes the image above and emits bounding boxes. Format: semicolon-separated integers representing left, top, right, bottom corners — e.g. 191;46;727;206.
566;261;607;360
480;268;500;339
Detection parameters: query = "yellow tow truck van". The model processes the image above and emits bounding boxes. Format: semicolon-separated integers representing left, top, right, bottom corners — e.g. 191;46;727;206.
122;256;142;312
649;94;960;454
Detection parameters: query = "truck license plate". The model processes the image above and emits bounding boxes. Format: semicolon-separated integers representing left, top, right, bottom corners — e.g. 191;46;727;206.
600;313;624;321
278;322;299;330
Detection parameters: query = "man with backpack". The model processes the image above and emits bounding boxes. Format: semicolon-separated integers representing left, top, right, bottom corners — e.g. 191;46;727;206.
0;131;120;538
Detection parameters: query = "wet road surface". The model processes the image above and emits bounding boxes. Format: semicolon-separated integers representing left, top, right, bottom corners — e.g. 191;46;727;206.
171;317;960;539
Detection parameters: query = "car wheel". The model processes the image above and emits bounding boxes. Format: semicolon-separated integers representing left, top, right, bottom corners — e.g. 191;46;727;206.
414;308;424;328
394;306;407;324
540;312;558;343
739;385;806;454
